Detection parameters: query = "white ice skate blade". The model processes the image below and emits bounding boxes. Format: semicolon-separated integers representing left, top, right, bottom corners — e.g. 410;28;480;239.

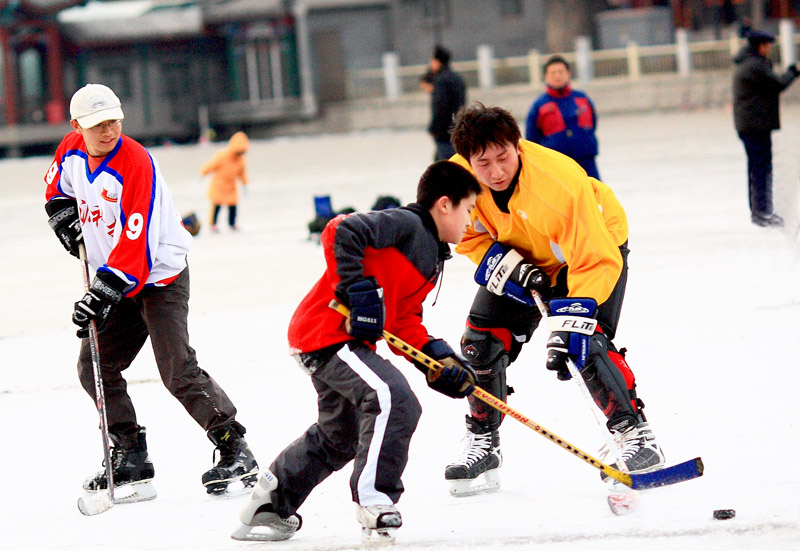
361;527;397;545
205;475;258;498
448;468;501;497
78;481;156;515
112;480;157;504
230;522;296;542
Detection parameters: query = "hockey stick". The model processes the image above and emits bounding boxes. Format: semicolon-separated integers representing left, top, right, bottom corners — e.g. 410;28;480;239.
531;293;628;470
329;300;703;490
76;243;115;516
531;293;639;514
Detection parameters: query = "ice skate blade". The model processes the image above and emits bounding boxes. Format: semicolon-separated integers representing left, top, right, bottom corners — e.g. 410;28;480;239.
79;480;157;514
112;480;157;504
361;527;397;545
204;471;258;494
448;469;501;497
231;522;296;542
231;510;299;542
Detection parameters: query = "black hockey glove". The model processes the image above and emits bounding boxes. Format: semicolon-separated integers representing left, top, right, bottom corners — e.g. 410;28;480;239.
417;339;477;399
475;242;550;306
73;271;128;338
545;297;598;381
344;278;385;343
45;197;83;258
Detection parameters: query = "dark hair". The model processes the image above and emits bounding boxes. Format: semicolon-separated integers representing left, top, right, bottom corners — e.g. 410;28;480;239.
416;160;482;209
543;55;570;75
451;102;521;160
433;45;451;66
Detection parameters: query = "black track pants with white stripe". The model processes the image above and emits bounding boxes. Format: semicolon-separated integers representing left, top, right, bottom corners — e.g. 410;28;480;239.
270;342;422;517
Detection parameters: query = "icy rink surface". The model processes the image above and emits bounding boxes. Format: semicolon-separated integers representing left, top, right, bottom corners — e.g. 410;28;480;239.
1;106;799;550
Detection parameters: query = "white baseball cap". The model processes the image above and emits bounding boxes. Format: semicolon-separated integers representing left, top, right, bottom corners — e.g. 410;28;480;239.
70;84;125;129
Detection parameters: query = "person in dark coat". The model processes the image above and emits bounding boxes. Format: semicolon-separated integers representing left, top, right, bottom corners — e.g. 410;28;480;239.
732;30;799;227
427;45;467;161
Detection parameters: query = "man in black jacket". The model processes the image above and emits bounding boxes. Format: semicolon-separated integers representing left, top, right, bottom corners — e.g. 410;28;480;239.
427;45;466;161
732;29;799;227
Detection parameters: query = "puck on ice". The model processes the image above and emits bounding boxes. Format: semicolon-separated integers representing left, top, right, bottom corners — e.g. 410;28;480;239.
712;509;735;520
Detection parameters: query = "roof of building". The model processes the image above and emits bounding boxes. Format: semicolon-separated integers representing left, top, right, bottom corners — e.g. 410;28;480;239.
57;1;202;45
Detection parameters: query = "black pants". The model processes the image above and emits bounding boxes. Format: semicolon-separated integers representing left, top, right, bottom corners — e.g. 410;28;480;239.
738;131;773;215
211;204;238;227
269;343;422;518
78;266;238;437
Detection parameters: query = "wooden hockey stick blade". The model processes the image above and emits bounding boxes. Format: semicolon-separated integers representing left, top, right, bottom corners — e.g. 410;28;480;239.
328;300;704;489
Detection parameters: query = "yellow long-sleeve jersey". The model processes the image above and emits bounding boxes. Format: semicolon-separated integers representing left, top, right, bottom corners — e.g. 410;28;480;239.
452;140;629;306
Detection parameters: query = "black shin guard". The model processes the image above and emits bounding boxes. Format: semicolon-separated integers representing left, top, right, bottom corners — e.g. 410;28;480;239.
582;332;641;430
461;327;510;432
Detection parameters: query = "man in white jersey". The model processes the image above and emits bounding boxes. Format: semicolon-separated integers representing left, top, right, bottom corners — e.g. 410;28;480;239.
44;84;259;501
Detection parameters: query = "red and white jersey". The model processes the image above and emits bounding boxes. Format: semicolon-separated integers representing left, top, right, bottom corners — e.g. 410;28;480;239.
44;132;192;296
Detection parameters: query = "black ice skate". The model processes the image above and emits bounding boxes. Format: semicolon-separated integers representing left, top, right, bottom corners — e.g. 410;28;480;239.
444;417;502;497
601;415;665;484
356;504;402;545
202;422;259;495
82;426;157;504
231;469;301;542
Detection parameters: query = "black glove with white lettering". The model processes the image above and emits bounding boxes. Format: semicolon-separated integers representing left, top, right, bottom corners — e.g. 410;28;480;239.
417;339;477;399
45;197;83;258
73;271;127;338
344;278;385;343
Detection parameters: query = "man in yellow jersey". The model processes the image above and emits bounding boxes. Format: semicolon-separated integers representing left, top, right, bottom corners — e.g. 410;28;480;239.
443;103;664;496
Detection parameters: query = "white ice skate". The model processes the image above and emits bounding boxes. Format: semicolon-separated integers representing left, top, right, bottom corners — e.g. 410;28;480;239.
356;504;402;545
230;470;301;542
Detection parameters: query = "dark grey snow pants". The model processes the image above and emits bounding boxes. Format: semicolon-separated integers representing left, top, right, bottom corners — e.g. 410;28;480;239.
269;342;422;517
77;266;238;438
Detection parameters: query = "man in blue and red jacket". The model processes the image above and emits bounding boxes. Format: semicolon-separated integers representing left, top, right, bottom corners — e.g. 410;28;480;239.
525;55;600;180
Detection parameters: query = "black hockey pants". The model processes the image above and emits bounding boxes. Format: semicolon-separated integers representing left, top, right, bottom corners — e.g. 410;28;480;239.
77;266;239;438
270;343;422;518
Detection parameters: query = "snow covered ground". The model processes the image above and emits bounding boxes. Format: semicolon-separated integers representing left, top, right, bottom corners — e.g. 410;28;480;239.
1;105;799;550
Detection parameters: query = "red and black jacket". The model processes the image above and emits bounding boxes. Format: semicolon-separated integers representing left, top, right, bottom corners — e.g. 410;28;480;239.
288;203;450;360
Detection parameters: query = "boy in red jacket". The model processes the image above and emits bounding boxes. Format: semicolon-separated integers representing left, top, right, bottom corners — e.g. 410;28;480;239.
231;161;482;544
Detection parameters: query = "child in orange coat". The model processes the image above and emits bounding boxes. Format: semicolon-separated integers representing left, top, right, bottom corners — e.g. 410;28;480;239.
200;131;250;232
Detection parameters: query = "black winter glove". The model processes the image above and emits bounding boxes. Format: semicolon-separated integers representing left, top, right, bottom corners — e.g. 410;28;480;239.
73;271;127;338
45;197;83;258
344;278;385;343
418;339;477;399
510;260;551;298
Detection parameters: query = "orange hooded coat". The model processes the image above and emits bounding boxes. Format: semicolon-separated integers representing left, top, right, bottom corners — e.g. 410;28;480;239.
201;131;250;205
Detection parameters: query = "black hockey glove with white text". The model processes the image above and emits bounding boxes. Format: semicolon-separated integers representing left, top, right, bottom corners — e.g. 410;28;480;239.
344;278;385;344
73;271;128;338
45;197;83;258
417;339;477;399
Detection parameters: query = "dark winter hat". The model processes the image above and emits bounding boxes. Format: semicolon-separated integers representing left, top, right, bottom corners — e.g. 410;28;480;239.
747;29;775;45
433;45;451;65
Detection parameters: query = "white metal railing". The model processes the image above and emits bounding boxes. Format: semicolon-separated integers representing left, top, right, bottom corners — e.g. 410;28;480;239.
347;21;800;101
